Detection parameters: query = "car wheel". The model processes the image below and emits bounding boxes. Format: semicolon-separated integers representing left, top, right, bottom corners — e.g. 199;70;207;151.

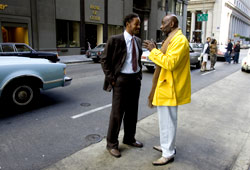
196;61;201;69
146;66;155;73
3;82;40;108
241;67;245;72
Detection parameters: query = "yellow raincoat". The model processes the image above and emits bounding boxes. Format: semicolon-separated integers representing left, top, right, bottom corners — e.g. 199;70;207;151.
148;30;191;106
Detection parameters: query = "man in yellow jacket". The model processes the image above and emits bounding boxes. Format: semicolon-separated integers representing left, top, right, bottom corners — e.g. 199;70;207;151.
143;14;191;166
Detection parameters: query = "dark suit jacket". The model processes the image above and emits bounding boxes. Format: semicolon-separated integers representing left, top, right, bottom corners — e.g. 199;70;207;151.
226;42;233;53
101;33;142;92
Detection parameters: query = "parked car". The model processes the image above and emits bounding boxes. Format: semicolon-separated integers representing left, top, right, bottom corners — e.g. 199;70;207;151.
0;43;59;62
141;43;161;72
141;43;201;72
189;43;203;53
241;49;250;72
240;44;249;49
217;44;234;60
0;57;72;108
86;43;106;63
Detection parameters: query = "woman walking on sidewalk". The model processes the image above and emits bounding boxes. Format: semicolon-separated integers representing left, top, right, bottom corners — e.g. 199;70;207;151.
210;39;218;70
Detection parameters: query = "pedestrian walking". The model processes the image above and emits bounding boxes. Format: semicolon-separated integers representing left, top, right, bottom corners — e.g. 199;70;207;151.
200;37;211;71
143;14;191;166
100;13;143;158
210;39;218;70
233;41;240;64
225;39;233;63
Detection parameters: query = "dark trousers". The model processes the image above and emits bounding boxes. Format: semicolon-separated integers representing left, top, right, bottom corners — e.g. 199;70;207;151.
225;51;231;63
234;52;239;63
107;73;141;149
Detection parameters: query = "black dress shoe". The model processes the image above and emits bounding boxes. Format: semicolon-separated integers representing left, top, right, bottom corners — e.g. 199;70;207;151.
123;140;143;148
107;148;121;158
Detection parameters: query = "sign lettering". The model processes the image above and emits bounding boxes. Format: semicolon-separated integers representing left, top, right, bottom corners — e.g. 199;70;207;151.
89;4;101;21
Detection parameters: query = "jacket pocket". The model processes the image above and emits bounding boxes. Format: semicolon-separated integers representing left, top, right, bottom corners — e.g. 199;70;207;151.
157;79;173;99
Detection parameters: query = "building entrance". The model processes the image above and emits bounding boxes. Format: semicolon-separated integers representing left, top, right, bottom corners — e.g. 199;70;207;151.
1;23;29;44
85;24;97;50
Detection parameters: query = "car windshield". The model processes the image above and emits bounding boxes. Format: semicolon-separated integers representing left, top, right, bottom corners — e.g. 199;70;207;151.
142;48;148;52
95;44;105;48
190;43;203;48
189;46;193;52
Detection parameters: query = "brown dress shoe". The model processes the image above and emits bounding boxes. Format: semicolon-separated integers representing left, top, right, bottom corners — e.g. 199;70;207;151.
107;148;121;158
152;156;175;166
123;140;143;148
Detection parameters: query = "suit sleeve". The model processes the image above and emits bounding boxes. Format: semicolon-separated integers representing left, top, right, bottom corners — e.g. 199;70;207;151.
100;37;115;83
148;37;188;71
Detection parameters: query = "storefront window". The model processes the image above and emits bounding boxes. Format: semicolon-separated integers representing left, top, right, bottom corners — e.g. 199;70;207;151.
56;20;80;48
167;0;175;14
2;24;29;44
176;1;183;16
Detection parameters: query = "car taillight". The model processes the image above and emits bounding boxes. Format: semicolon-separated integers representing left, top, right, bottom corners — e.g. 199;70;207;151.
244;62;247;65
98;51;102;55
141;56;147;59
64;68;66;75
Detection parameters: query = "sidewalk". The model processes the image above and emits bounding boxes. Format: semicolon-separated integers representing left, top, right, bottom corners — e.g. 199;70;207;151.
44;70;250;170
59;55;92;64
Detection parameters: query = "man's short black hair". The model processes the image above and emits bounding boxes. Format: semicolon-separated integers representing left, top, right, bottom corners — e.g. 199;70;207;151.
123;13;139;27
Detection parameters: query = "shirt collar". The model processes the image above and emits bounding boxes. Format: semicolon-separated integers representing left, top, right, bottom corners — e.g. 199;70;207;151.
124;30;134;42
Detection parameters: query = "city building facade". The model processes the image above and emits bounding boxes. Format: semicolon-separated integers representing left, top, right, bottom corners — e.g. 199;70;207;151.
186;0;250;45
0;0;187;55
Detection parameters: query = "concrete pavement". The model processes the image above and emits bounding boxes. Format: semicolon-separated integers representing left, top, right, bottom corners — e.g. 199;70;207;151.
44;70;250;170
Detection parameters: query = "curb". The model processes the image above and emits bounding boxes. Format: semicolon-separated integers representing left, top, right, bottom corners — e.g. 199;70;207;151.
60;59;93;64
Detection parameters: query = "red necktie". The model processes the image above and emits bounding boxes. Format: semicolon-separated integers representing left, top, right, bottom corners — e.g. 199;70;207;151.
132;38;137;72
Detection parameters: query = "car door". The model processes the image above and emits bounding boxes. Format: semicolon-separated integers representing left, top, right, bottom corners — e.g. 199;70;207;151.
0;44;17;56
189;46;199;64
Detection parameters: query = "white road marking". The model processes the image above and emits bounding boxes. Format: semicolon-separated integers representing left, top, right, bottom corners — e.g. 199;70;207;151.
201;70;216;75
71;104;112;119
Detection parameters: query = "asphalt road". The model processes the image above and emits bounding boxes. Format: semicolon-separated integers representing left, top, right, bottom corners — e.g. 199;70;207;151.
0;49;248;170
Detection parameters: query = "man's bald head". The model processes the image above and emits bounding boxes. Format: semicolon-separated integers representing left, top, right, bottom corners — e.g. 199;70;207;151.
160;14;179;36
164;14;179;28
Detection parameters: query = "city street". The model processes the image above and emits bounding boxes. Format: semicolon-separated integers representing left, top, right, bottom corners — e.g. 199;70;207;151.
0;50;248;170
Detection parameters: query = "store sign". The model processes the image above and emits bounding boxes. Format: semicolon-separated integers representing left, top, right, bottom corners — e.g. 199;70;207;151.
0;4;8;10
90;4;100;21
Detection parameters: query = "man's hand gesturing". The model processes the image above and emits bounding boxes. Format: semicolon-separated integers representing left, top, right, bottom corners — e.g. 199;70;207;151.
143;40;156;52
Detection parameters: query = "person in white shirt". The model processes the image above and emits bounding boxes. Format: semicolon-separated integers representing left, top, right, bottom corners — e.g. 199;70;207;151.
101;13;143;158
201;37;211;72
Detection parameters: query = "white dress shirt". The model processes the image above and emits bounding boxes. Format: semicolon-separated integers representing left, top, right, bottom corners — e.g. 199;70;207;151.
120;30;140;74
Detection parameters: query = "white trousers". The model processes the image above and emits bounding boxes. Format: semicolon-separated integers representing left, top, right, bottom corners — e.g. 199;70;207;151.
157;106;178;158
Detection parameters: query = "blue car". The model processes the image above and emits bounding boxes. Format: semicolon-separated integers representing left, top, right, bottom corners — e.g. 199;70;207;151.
0;57;72;108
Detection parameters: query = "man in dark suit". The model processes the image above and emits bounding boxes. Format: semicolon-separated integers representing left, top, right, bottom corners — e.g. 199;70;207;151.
225;39;233;63
101;13;143;158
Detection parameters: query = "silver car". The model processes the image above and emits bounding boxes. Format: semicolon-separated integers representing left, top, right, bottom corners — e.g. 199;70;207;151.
189;43;204;53
141;43;201;72
86;43;106;63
